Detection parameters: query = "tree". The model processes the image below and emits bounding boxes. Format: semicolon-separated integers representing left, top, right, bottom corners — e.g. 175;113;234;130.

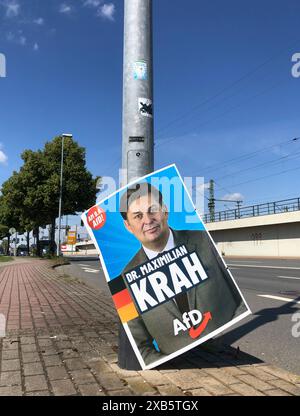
0;136;98;256
0;169;38;254
0;224;10;255
41;136;98;253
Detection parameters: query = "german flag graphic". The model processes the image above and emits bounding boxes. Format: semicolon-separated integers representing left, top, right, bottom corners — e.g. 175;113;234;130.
109;276;139;323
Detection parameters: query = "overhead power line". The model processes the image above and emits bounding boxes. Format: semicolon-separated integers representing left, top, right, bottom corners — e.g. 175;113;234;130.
155;45;294;139
155;79;288;149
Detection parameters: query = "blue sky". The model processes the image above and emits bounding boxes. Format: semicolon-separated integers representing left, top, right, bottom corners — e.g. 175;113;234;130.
0;0;300;219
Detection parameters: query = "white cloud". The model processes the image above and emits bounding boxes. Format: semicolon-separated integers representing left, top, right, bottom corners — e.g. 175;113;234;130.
97;3;115;21
19;35;26;45
222;192;244;202
33;42;39;51
195;182;210;195
83;0;102;7
6;30;26;46
59;3;72;14
34;17;44;25
0;150;8;164
1;0;20;18
6;31;15;41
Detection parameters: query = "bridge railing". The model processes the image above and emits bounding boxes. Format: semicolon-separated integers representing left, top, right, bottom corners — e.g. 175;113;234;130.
203;197;300;223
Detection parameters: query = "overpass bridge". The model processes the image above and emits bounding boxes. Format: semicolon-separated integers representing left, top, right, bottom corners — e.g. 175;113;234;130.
205;197;300;258
74;198;300;259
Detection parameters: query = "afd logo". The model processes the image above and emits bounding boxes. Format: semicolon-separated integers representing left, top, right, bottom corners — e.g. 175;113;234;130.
291;53;300;78
173;309;212;339
0;53;6;78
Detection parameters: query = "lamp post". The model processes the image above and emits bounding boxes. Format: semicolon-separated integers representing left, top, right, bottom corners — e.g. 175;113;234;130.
57;133;73;256
120;0;154;370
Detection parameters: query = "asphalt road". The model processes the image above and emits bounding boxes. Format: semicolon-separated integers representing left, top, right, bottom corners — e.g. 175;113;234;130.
66;256;300;375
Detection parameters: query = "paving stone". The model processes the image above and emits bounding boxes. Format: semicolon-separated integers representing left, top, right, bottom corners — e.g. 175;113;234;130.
195;375;235;396
230;383;265;396
56;341;73;350
156;384;185;396
21;336;35;345
25;391;50;396
242;366;278;381
204;368;240;385
21;352;41;364
43;355;63;367
21;344;37;353
70;369;96;385
265;389;291;396
222;366;248;377
109;363;139;377
80;351;101;361
51;379;77;396
96;373;126;391
236;374;274;392
267;379;300;396
0;386;23;396
107;389;133;396
0;371;22;386
165;370;209;390
46;366;69;381
1;359;21;372
88;358;113;373
24;362;44;376
139;370;170;386
78;384;105;396
40;347;57;356
83;331;99;339
2;340;19;350
189;388;213;396
64;358;87;371
1;350;19;360
124;376;156;396
25;375;48;392
38;339;54;347
261;365;300;384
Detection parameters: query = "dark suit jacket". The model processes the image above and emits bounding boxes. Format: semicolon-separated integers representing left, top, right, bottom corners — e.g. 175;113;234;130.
122;229;247;366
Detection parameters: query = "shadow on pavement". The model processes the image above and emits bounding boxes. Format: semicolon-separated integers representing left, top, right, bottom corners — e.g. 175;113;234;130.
158;297;300;370
217;295;300;346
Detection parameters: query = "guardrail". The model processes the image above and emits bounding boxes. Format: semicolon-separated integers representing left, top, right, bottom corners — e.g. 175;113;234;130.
204;197;300;223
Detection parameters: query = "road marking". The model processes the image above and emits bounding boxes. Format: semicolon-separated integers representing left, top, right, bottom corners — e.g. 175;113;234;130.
227;264;300;270
277;276;300;280
258;295;300;304
224;258;263;264
81;268;99;274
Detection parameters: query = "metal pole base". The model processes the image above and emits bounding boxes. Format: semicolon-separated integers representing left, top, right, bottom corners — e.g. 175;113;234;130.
118;322;142;370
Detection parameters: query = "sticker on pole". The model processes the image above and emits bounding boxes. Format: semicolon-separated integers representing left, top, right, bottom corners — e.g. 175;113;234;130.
138;98;153;118
133;61;148;80
82;165;251;370
87;206;106;230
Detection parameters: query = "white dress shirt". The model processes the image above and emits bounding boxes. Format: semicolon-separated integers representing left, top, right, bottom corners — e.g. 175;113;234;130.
143;229;175;260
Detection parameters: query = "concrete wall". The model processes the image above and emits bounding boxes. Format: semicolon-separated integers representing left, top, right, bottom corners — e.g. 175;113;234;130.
209;222;300;258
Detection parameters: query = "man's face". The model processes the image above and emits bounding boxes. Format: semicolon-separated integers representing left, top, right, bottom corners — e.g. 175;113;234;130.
124;194;169;246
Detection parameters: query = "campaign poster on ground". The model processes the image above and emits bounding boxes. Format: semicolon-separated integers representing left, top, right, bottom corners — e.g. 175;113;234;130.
82;165;251;370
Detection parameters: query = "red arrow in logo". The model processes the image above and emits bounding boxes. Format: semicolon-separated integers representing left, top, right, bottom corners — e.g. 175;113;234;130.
188;312;212;339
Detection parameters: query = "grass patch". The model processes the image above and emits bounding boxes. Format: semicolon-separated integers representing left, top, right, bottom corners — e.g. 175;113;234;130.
0;256;14;262
49;256;70;268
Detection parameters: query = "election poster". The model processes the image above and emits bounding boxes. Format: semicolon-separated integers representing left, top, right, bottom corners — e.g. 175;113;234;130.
82;165;251;370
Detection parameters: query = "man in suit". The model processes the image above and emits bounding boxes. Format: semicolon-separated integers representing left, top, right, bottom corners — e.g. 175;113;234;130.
119;182;247;366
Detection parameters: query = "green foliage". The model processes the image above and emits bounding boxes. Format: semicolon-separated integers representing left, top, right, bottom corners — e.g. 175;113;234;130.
0;256;13;263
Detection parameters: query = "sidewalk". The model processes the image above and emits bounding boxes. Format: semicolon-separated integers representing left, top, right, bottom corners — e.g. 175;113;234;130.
0;259;299;396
